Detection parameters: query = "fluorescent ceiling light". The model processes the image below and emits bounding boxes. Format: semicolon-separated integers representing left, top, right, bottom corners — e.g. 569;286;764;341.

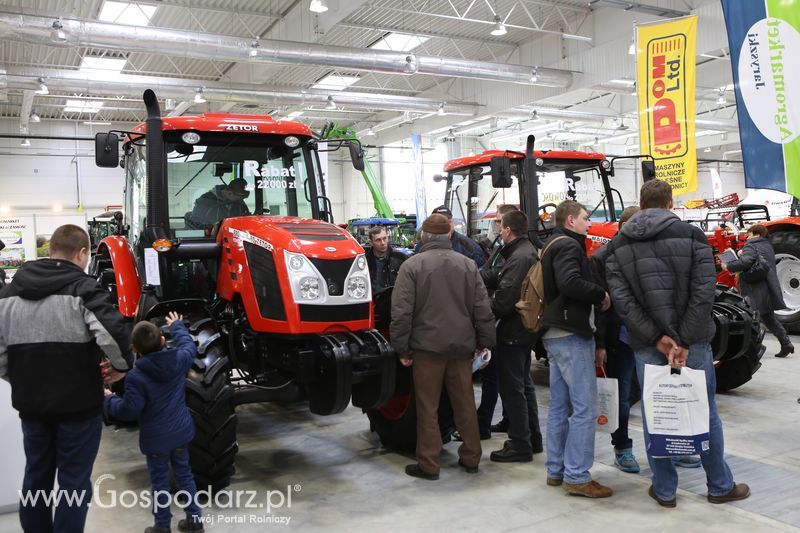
370;33;430;52
309;0;328;13
64;99;104;113
80;56;127;73
84;121;112;125
311;74;360;91
98;1;157;26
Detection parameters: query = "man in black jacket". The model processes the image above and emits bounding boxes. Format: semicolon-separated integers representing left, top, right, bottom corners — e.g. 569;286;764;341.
540;200;612;498
489;211;543;463
606;179;750;507
0;224;132;532
365;226;407;294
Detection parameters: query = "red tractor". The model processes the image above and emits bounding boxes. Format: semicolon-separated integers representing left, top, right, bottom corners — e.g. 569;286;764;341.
432;136;765;393
92;90;396;490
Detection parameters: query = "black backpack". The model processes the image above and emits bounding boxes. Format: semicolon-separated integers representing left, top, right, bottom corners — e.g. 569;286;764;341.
741;248;770;283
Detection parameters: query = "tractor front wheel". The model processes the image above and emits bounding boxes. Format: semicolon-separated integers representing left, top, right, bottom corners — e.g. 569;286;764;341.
769;231;800;333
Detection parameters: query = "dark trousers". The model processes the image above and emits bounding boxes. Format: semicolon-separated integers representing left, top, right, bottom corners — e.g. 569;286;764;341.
146;445;202;528
19;415;102;533
496;344;541;452
762;311;792;346
605;342;635;451
476;349;500;434
413;354;482;474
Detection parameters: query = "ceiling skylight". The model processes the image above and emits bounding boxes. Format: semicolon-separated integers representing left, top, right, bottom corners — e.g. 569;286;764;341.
311;74;360;91
80;57;128;73
64;99;104;114
98;1;158;26
370;33;430;52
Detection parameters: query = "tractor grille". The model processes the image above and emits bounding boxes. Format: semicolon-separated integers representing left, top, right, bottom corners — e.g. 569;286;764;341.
244;242;286;321
309;257;353;296
299;303;370;322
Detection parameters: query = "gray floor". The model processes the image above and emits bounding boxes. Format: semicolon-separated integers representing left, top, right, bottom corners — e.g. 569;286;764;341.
2;333;800;533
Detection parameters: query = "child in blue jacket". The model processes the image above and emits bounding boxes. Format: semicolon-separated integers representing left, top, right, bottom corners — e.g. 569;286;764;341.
105;312;204;533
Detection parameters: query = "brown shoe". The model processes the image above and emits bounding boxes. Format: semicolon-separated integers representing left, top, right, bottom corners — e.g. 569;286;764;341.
563;480;613;498
648;485;676;508
708;483;751;504
546;477;563;487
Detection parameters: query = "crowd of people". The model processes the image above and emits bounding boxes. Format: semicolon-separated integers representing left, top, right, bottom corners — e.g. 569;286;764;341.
387;178;772;507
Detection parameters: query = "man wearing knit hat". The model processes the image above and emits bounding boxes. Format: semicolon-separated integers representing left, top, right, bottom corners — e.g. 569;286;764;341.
391;214;496;480
412;206;488;267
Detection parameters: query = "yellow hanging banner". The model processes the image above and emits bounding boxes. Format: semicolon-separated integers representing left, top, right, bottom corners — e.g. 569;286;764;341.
636;16;697;195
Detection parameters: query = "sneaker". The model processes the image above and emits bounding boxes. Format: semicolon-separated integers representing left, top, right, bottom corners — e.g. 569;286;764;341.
546;476;563;487
614;450;641;473
405;464;439;480
562;480;613;498
490;441;533;463
648;485;676;508
452;429;491;441
178;518;205;533
457;459;479;474
708;483;751;504
672;455;702;468
178;518;204;533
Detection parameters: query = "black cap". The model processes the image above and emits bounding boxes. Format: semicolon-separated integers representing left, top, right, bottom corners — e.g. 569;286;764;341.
228;178;250;198
431;205;452;218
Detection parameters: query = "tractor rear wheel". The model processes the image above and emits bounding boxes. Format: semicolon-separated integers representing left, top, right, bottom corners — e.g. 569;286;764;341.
365;364;454;454
180;316;238;493
712;285;766;392
768;231;800;333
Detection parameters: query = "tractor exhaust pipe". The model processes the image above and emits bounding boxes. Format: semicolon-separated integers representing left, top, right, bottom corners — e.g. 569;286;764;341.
523;135;544;248
143;89;168;242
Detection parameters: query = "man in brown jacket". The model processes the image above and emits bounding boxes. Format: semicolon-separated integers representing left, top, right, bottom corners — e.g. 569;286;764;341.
391;214;496;480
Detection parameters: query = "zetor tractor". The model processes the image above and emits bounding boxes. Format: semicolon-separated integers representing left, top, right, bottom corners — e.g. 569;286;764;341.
91;90;395;490
436;136;764;393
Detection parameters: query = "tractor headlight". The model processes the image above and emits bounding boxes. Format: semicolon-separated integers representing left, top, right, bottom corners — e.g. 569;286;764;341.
288;254;305;271
299;277;320;300
355;254;367;270
347;276;368;299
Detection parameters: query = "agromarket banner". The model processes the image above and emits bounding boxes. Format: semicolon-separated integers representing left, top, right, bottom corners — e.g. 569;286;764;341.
636;16;698;195
721;0;800;197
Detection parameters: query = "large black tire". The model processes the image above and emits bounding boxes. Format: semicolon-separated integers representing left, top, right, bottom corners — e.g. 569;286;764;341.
768;230;800;333
366;364;454;454
712;285;766;392
181;317;238;492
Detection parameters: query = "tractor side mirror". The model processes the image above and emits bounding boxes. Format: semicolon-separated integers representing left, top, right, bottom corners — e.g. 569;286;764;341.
349;142;365;172
432;173;445;182
490;156;513;188
642;160;656;181
95;132;119;168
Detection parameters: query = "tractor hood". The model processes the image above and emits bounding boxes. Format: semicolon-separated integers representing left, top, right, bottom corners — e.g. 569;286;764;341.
219;216;364;260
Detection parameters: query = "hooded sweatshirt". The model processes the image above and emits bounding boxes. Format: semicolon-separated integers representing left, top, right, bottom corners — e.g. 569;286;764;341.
0;258;132;420
605;208;716;349
104;321;196;454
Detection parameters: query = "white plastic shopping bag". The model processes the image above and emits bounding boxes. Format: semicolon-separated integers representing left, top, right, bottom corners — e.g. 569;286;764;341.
642;364;710;457
596;370;619;433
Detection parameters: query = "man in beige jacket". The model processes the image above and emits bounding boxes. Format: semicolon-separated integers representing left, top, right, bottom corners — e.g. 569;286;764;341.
390;214;496;480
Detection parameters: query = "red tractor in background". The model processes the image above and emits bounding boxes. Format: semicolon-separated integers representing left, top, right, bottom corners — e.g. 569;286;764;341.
434;136;765;393
92;90;396;491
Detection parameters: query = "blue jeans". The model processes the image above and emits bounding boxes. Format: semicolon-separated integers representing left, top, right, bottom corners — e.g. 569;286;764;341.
476;348;499;434
19;416;102;533
543;335;597;484
146;446;202;528
635;343;735;501
606;341;635;451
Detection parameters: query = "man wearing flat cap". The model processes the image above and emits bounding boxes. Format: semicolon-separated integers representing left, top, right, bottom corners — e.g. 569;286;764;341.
390;214;496;480
413;206;488;267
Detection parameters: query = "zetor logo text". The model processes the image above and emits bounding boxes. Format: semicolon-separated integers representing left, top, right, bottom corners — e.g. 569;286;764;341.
223;124;259;131
645;35;688;158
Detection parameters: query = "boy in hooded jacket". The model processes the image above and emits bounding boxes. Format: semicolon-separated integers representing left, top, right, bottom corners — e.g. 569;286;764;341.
105;312;204;533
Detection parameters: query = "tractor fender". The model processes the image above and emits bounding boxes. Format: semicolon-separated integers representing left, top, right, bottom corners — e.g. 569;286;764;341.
98;236;142;317
763;219;800;234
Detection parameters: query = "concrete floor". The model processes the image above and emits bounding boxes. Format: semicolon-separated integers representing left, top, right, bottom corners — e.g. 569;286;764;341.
2;333;800;533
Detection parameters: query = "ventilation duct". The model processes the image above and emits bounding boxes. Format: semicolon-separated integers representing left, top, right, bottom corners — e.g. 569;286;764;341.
0;13;573;88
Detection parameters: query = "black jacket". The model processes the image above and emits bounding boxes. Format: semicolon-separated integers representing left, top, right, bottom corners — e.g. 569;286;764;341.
0;259;133;420
540;228;607;338
606;209;716;349
726;236;786;315
591;242;623;350
480;237;506;291
365;245;407;294
492;236;538;346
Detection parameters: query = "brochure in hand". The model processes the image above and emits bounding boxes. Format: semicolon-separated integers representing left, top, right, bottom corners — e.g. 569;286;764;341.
719;248;738;265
